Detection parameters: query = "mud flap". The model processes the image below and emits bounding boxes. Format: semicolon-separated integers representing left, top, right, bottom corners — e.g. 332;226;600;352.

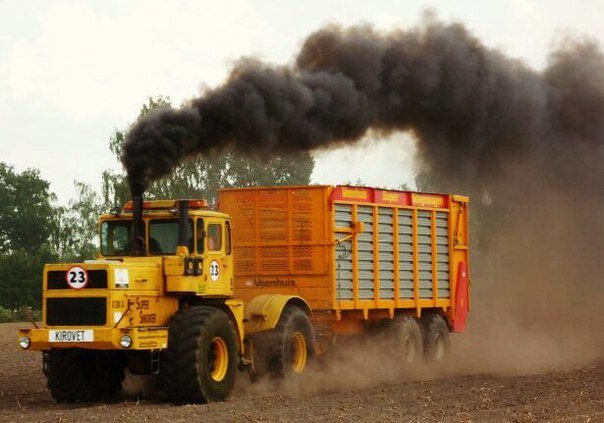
452;261;468;332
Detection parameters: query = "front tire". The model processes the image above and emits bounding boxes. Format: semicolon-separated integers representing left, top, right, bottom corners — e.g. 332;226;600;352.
161;306;239;404
47;349;125;403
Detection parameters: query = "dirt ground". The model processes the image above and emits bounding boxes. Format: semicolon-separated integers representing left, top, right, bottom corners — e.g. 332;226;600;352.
1;323;602;422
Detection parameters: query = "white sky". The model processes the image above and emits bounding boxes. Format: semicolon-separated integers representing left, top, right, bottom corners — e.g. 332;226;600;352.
1;0;603;203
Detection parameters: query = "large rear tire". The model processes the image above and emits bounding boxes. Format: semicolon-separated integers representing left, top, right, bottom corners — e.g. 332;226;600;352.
161;306;239;404
421;314;450;363
252;305;315;379
47;349;125;403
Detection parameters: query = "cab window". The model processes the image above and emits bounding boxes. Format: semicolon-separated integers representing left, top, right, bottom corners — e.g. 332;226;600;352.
196;219;205;254
148;219;193;255
101;220;138;256
207;223;222;251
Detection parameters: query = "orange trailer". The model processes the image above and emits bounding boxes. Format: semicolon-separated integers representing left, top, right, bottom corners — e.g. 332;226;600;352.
218;185;470;356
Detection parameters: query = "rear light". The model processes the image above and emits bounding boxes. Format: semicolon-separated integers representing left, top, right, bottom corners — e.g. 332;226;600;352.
187;199;208;209
123;200;152;211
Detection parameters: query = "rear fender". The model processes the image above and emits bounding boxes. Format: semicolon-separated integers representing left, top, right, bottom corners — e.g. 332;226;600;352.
244;294;311;335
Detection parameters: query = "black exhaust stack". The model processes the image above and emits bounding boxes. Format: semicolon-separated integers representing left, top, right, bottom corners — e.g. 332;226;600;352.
131;184;145;255
177;200;190;251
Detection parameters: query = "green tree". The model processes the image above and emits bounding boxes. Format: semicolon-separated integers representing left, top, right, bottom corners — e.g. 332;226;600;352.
0;247;55;309
51;181;103;261
0;163;56;253
102;97;315;209
0;163;61;309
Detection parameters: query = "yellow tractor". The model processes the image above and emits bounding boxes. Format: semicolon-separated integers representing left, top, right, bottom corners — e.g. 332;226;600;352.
18;197;313;403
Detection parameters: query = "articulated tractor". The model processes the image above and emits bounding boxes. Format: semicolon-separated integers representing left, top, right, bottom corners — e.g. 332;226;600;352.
18;185;470;403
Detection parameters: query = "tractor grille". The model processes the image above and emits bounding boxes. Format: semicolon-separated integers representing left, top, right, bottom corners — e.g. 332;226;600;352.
47;270;108;289
46;297;107;326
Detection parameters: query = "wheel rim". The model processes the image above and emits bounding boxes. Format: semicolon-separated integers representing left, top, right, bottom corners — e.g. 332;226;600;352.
290;332;307;374
209;337;229;382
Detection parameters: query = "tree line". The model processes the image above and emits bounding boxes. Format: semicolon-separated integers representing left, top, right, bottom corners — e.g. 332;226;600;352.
0;97;314;315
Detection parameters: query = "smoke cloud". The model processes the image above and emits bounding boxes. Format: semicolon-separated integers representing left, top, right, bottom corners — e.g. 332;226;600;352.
123;16;604;371
122;19;530;191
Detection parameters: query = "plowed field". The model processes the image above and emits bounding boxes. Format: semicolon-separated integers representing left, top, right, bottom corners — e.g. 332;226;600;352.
1;323;602;422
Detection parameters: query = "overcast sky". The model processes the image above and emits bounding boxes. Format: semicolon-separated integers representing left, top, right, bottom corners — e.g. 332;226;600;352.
1;0;603;203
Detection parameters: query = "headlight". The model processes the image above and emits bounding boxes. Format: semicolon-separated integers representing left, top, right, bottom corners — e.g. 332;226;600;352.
120;335;132;348
19;336;31;349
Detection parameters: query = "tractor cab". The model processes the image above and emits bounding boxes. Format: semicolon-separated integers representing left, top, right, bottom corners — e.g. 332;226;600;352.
98;198;234;297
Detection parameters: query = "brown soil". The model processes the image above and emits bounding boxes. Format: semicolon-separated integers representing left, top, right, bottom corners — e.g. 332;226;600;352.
2;323;602;422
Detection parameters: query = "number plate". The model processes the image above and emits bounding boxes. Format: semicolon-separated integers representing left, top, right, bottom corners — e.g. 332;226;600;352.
49;330;94;343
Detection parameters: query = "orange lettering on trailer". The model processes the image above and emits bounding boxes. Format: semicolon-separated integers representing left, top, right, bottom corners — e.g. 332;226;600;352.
341;188;369;200
381;192;399;202
411;193;445;208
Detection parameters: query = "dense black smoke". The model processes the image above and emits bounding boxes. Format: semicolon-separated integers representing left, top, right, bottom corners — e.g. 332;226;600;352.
124;17;604;366
123;18;603;194
124;20;533;192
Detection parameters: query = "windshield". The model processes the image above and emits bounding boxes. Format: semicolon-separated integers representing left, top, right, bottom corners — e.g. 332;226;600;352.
100;220;140;256
148;218;193;255
100;218;194;256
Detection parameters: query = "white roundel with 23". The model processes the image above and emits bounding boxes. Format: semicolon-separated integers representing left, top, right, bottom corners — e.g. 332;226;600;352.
209;260;220;281
66;266;88;289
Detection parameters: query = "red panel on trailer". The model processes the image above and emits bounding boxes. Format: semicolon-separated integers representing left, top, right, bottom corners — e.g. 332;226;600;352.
451;261;469;332
330;185;448;208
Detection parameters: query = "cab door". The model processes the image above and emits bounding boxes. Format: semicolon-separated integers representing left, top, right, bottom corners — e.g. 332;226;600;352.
203;217;234;296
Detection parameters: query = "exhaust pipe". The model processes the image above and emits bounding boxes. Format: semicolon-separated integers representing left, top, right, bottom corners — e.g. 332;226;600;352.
132;192;145;255
177;200;190;252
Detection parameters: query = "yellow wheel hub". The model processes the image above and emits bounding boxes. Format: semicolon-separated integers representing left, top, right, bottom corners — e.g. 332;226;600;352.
291;331;307;374
209;337;229;382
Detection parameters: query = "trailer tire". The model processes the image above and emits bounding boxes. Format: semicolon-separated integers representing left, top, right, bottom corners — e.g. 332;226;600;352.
422;314;450;363
47;349;125;403
255;305;315;379
391;316;424;365
161;306;239;404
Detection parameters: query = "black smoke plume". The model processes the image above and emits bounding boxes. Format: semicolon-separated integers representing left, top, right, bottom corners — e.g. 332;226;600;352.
124;17;604;369
123;19;603;194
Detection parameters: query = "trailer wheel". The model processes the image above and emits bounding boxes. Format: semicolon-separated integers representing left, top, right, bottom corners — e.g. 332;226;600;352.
254;305;315;379
47;349;125;403
161;306;239;404
391;316;423;365
422;314;450;363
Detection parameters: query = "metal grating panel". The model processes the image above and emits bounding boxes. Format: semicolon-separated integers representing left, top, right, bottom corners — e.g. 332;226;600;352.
335;204;353;300
436;211;450;298
291;189;314;242
378;207;395;299
417;210;433;298
398;210;414;299
357;206;374;300
46;297;107;326
47;270;108;289
333;202;451;304
229;188;325;275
